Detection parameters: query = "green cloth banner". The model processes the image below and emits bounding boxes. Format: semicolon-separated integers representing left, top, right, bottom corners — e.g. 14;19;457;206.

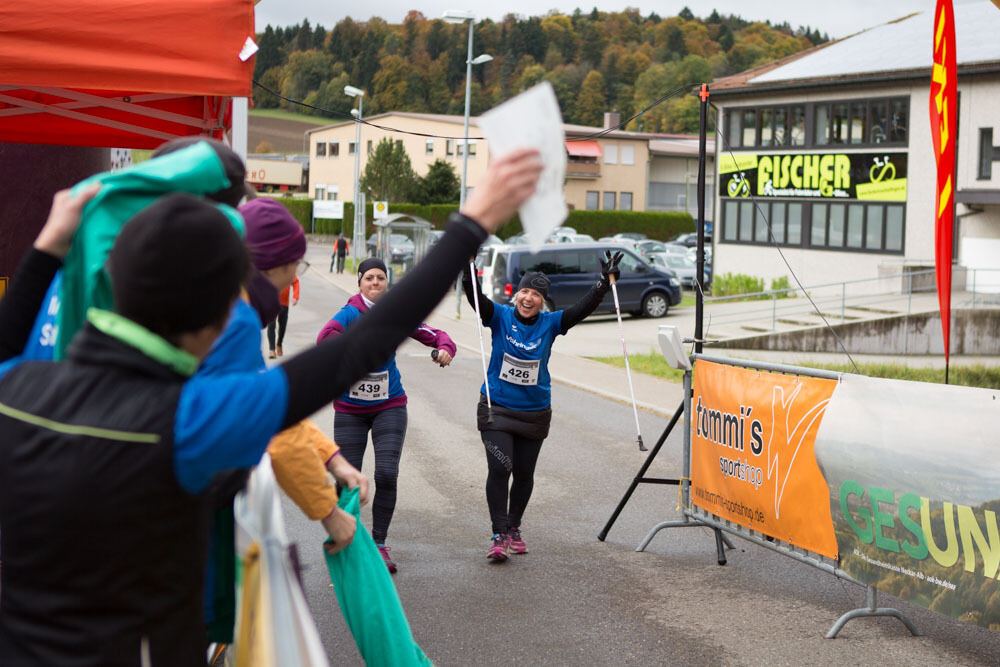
324;487;432;666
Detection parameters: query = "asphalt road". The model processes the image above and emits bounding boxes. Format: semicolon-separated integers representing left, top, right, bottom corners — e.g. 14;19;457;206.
268;264;1000;666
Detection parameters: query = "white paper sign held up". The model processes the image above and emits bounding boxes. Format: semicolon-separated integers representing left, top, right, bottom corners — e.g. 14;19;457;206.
479;82;567;252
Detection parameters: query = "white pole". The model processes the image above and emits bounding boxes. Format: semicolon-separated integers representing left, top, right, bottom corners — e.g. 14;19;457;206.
352;95;363;267
469;261;492;413
609;276;646;451
231;97;248;162
459;20;473;209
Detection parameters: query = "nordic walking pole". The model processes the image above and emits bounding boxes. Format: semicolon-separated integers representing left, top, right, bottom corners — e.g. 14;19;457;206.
468;261;493;422
609;274;646;451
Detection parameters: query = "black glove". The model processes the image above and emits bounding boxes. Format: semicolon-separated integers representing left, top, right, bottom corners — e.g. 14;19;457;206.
600;250;622;282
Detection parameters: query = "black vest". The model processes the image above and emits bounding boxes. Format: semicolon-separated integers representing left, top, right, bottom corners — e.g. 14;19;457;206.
0;325;209;666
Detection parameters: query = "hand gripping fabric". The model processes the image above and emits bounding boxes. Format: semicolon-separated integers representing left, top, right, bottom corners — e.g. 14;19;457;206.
324;487;432;667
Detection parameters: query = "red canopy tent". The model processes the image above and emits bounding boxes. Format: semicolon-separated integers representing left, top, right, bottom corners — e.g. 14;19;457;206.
0;0;256;148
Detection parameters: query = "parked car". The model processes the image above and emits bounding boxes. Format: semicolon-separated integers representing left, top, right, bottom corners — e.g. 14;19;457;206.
556;233;595;244
484;242;681;318
611;232;647;251
647;252;709;289
504;233;529;245
668;231;712;248
635;239;687;260
428;229;445;246
367;231;415;262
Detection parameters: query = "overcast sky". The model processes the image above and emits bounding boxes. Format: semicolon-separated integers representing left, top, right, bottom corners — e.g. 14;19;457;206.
254;1;974;41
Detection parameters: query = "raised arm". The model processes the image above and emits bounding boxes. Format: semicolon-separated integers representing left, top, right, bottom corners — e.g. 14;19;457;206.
559;250;621;334
0;184;100;362
461;263;495;326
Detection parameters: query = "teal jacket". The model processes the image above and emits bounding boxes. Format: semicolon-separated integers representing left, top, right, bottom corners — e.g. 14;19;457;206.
57;143;243;357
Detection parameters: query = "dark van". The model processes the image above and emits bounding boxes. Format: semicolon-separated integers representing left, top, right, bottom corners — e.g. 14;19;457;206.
485;243;682;318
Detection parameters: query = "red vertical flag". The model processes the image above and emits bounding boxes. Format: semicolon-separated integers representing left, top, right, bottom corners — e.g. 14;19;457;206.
930;0;957;363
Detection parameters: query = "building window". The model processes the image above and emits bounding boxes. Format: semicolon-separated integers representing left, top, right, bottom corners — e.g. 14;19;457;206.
585;191;599;210
329;142;340;157
719;200;807;247
802;202;905;253
348;141;357;155
367;140;373;155
789;106;806;145
604;144;618;164
741;109;756;147
728;97;908;149
426;139;434;155
314;185;326;199
468;142;477;156
603;191;616;210
315;142;326;157
458;140;476;156
620;192;633;210
620;145;635;165
446;139;454;156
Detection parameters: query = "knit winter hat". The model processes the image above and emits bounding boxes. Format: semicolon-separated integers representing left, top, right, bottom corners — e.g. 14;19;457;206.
357;257;388;283
239;198;307;271
517;271;550;299
108;193;249;338
152;137;247;208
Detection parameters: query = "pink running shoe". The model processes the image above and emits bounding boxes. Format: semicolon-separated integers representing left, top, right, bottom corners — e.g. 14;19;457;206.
487;533;509;562
377;544;397;573
508;527;527;554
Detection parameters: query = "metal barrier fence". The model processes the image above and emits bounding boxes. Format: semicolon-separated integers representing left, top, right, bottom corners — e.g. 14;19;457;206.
703;268;1000;335
601;353;920;639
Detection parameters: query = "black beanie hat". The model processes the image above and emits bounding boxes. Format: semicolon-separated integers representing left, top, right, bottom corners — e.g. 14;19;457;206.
108;193;250;338
357;257;388;284
152;137;247;208
517;271;550;299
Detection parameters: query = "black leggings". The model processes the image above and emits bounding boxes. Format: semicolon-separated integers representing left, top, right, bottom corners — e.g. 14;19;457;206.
334;406;408;543
481;430;544;535
266;306;289;349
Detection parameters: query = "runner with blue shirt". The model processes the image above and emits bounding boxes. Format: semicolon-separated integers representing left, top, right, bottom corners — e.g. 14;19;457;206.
463;249;622;561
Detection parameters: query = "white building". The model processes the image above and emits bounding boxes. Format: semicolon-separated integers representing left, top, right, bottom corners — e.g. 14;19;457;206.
710;1;1000;292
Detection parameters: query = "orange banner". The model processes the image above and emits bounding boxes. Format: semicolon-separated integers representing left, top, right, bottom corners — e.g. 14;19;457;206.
690;360;838;558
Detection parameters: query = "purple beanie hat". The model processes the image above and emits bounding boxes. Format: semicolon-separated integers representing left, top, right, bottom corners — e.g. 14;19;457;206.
239;198;307;270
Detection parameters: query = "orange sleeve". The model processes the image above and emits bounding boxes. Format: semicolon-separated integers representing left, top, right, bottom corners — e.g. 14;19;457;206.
267;419;340;520
292;276;300;301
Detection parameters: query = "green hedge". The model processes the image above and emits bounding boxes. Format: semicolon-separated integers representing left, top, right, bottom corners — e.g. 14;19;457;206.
565;210;694;240
270;198;693;242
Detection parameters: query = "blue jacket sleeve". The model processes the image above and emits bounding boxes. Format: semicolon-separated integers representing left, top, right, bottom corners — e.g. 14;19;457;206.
173;367;289;493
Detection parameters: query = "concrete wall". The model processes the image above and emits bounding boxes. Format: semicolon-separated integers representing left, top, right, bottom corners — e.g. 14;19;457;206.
710;308;1000;355
0;143;109;279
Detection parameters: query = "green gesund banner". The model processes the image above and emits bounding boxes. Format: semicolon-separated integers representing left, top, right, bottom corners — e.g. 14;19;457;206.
718;151;907;202
814;374;1000;631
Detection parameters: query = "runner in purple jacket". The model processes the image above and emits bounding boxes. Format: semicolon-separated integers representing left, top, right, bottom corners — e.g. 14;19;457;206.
317;257;455;572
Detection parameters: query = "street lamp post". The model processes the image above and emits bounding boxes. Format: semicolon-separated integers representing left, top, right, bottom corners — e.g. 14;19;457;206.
344;85;365;266
442;10;492;208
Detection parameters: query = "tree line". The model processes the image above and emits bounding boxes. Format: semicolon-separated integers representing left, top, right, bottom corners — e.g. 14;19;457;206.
252;7;829;134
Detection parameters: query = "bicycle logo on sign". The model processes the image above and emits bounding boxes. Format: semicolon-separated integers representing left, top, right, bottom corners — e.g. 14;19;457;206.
869;155;896;182
727;172;750;197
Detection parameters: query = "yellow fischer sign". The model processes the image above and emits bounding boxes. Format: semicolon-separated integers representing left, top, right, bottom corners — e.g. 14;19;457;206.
719;151;908;201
